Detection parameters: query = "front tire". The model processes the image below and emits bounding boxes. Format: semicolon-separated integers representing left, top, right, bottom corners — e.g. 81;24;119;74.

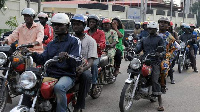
0;78;7;112
119;83;135;112
90;84;103;99
178;57;184;73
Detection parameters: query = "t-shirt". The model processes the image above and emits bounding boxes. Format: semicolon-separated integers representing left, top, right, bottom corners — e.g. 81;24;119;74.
81;34;98;59
116;29;124;52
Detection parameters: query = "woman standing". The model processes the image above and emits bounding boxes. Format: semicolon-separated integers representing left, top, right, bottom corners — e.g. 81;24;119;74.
112;18;124;77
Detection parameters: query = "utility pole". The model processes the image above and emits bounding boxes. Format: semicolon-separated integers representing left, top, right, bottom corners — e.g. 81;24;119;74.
144;0;147;21
183;0;185;22
38;0;41;13
170;0;173;21
27;0;30;8
38;0;41;12
141;0;144;22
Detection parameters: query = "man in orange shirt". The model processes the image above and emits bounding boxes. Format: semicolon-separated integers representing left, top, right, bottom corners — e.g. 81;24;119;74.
38;12;54;47
2;8;44;53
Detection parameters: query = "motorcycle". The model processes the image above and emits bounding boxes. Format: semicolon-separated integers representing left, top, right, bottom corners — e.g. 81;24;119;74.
124;33;138;61
90;48;116;99
10;55;82;112
119;46;164;112
178;40;192;73
0;44;34;112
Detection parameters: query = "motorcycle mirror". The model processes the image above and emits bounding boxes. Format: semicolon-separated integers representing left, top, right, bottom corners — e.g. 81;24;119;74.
156;46;164;53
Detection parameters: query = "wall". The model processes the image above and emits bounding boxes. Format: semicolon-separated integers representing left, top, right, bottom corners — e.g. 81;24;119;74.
0;0;39;29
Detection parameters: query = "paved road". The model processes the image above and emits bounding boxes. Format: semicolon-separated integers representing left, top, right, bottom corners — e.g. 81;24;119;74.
4;55;200;112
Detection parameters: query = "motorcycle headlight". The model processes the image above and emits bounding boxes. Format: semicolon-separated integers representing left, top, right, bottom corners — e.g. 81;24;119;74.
0;52;7;65
180;42;185;48
130;58;141;69
128;36;133;40
19;71;37;89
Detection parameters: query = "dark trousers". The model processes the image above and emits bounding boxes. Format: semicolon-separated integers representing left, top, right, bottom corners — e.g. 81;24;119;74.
114;49;122;68
189;49;197;69
152;64;162;95
168;59;176;81
75;70;92;109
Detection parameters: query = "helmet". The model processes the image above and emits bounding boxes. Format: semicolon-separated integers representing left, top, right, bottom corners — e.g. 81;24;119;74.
38;12;48;19
147;21;158;29
71;14;85;23
51;13;70;24
143;21;148;25
87;14;99;22
21;8;36;17
102;18;111;24
184;25;190;29
189;24;195;27
135;22;140;25
87;14;99;26
141;64;152;77
170;21;173;26
158;16;170;23
180;22;186;27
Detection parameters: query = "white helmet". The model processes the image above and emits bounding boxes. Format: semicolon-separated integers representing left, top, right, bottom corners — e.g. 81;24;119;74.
21;8;36;17
38;12;48;18
147;21;158;29
51;13;70;24
135;22;140;25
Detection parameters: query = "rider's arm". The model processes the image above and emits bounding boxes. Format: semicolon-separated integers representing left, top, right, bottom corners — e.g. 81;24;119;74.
134;39;143;54
5;25;21;45
44;26;54;44
35;24;44;45
98;31;106;50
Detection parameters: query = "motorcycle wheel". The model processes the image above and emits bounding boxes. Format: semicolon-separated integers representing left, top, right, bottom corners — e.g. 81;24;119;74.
107;67;116;84
178;57;184;73
124;52;128;61
119;83;135;112
90;85;103;99
0;79;7;112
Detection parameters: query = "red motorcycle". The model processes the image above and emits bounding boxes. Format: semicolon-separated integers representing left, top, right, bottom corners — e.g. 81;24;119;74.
10;55;82;112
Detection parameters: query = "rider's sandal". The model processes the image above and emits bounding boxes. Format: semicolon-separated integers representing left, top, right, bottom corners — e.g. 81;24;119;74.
157;106;164;111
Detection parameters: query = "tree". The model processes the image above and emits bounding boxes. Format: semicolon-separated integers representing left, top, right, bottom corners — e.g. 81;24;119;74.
190;2;200;26
5;16;19;30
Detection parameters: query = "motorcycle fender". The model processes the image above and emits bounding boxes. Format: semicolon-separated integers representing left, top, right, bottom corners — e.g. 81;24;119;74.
125;78;134;84
10;105;29;112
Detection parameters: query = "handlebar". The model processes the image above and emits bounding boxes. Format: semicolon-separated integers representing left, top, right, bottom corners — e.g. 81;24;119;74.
43;55;82;73
17;44;34;50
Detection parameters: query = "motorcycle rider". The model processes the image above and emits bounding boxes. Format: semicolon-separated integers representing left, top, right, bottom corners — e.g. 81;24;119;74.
190;24;198;56
85;14;106;89
38;12;54;47
134;21;165;111
178;23;186;36
138;21;149;40
22;13;82;112
133;22;142;36
158;17;178;90
1;8;44;53
71;14;98;112
112;17;125;77
179;25;198;72
102;18;119;67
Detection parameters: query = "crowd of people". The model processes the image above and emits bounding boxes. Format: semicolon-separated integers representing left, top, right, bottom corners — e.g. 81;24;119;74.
1;7;200;112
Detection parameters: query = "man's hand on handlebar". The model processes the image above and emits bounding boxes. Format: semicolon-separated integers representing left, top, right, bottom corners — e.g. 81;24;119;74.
59;52;69;59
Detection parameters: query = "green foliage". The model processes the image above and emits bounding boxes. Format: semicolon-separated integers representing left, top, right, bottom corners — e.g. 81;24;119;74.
190;2;200;26
5;16;19;30
0;29;11;37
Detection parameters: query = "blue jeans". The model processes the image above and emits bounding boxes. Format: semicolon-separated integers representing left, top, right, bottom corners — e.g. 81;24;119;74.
193;44;198;55
91;58;100;84
54;76;74;112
